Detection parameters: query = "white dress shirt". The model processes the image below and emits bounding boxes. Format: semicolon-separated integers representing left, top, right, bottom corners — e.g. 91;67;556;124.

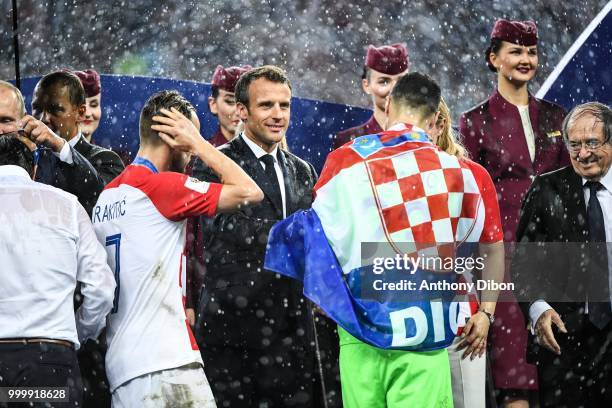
529;168;612;327
241;133;287;218
0;165;115;348
517;105;536;162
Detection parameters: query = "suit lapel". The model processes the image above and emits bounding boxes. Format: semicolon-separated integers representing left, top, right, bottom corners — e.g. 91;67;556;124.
564;167;590;240
34;148;54;184
73;136;91;159
233;136;283;216
530;96;556;169
278;150;296;216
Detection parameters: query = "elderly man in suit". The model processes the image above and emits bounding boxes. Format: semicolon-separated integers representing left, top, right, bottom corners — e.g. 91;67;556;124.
513;102;612;407
192;65;322;407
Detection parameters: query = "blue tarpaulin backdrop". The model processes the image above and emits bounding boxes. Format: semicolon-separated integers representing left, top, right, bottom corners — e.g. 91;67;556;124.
17;75;370;173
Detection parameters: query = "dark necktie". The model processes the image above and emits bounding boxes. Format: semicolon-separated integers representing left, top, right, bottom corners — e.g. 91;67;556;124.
586;181;611;329
260;154;283;215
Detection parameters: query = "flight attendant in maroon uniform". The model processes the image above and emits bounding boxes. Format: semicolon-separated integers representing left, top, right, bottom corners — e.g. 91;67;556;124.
207;64;253;147
459;20;569;408
333;43;409;149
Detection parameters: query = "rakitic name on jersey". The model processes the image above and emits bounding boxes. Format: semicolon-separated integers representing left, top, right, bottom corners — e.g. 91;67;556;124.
372;279;513;292
93;198;127;223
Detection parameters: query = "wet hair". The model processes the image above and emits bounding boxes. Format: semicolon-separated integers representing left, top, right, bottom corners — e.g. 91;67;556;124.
389;72;441;119
435;97;466;159
36;71;86;107
485;38;504;72
0;134;33;174
211;86;220;100
208;86;220;116
209;85;237;116
362;66;371;81
562;102;612;144
0;80;26;117
140;90;195;146
234;65;292;109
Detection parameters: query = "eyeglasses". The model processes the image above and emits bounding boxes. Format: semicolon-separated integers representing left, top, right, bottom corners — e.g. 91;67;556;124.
566;138;609;154
0;129;26;138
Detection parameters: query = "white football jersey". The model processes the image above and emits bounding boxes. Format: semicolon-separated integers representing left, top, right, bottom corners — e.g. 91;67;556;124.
92;161;222;392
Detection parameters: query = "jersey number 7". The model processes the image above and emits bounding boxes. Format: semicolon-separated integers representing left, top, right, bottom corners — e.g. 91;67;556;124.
105;234;122;314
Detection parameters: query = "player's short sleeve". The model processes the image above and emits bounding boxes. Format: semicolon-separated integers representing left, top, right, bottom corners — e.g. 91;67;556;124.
467;160;503;243
145;172;223;222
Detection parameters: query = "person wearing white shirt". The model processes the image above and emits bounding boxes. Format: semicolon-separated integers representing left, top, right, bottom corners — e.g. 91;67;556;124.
0;135;116;407
513;102;612;407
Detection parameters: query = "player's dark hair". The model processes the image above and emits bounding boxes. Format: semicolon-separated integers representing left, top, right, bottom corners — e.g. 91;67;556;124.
37;71;86;107
234;65;291;109
140;90;195;146
0;134;33;174
389;72;441;118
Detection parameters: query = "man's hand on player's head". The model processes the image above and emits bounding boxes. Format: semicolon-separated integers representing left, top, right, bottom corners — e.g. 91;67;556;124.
151;107;205;153
18;115;66;153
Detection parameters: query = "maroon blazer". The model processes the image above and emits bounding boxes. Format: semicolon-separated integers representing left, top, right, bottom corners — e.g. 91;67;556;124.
208;128;229;147
333;115;383;150
459;90;570;242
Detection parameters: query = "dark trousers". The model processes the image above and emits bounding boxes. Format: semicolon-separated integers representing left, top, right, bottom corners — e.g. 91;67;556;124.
202;343;324;408
537;318;612;408
0;342;82;408
78;338;111;408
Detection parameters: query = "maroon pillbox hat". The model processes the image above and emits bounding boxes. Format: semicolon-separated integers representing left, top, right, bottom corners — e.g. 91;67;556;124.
211;65;253;92
72;69;101;97
490;19;538;46
364;43;410;75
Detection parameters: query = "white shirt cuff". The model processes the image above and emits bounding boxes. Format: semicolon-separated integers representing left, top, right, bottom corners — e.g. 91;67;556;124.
528;300;553;334
53;140;73;164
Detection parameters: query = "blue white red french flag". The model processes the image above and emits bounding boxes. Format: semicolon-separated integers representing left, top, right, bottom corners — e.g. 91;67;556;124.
265;124;486;351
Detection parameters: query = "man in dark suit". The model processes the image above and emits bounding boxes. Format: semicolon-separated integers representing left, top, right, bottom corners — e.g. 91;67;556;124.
513;102;612;407
0;79;113;215
192;65;323;407
32;71;124;189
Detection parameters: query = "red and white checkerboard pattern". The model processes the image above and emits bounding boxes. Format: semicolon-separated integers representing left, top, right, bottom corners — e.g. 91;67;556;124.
367;146;482;258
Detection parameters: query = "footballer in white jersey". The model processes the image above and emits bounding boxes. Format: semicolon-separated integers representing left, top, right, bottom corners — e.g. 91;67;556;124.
93;157;221;406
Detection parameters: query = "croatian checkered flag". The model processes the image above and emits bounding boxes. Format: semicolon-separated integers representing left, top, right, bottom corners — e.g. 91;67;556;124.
265;124;489;351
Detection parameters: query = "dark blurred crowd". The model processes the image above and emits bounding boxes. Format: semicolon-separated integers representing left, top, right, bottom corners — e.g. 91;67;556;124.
0;0;608;119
